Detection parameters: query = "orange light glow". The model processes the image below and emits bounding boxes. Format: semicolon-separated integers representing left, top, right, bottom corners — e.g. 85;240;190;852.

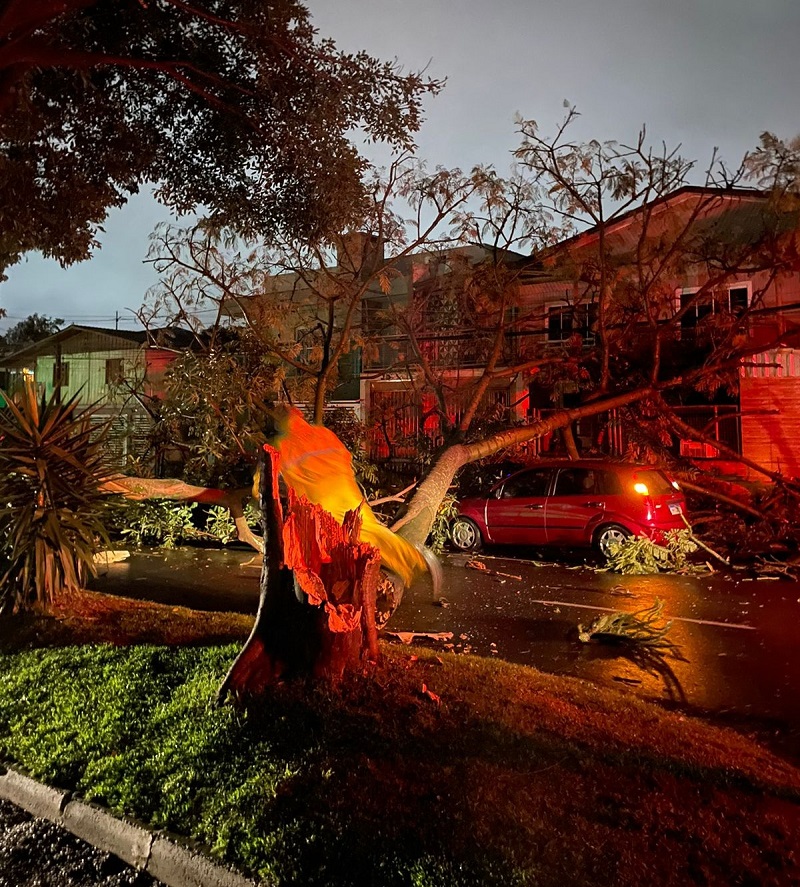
633;482;649;495
269;407;428;589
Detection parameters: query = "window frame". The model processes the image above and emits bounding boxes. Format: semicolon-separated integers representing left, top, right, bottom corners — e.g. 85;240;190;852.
52;360;70;388
546;303;598;344
105;358;125;386
677;282;751;330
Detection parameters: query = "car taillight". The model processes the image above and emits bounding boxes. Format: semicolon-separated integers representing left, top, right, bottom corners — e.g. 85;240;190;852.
632;483;655;519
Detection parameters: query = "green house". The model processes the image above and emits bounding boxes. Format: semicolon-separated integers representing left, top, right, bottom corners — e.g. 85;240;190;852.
0;325;193;470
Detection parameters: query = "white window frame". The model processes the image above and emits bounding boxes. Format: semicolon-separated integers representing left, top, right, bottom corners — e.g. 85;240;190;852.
677;282;751;328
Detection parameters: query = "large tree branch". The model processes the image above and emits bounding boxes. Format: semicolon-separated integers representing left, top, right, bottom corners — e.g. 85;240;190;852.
100;476;263;552
391;387;655;546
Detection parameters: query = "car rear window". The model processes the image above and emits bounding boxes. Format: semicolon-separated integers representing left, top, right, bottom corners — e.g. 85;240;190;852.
630;469;674;495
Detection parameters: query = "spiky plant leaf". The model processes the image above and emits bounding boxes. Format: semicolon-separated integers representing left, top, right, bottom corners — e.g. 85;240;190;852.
0;383;111;613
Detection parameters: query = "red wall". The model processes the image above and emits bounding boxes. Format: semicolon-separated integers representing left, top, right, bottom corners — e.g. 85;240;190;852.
740;376;800;478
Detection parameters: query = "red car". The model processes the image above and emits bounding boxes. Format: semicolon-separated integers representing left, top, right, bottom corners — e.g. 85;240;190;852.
451;460;687;557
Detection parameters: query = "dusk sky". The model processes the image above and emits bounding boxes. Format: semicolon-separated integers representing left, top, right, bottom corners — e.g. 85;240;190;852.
1;0;798;335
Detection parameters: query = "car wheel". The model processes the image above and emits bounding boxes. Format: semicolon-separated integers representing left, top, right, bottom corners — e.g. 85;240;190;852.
594;523;631;558
450;517;482;551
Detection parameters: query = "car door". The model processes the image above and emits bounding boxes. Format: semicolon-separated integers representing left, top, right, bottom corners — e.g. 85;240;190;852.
484;468;553;545
545;467;608;546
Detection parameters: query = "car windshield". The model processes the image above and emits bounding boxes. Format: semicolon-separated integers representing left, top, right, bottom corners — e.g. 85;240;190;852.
631;469;674;495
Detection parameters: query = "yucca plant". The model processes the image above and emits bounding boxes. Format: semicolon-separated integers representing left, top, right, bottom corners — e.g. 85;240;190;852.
0;381;111;614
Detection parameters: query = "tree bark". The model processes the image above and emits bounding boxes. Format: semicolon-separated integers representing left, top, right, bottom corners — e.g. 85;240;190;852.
562;423;580;460
217;446;381;700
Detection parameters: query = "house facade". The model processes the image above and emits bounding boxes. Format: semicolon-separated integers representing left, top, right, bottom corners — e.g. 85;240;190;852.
0;325;192;471
362;187;800;478
513;187;800;476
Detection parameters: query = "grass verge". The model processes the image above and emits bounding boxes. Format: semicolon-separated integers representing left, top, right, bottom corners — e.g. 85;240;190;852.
0;596;798;886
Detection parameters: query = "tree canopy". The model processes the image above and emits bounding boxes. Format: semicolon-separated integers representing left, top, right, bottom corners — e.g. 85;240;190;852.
0;0;440;277
0;312;63;348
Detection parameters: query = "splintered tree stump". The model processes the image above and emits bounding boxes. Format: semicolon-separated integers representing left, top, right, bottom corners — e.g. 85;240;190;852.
217;445;382;701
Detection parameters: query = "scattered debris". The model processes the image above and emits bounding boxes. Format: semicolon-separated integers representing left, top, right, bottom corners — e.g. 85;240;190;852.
600;530;707;575
613;676;642;686
434;597;451;608
577;598;686;660
465;553;559;568
419;683;441;705
385;631;454;646
752;558;800;580
465;560;522;580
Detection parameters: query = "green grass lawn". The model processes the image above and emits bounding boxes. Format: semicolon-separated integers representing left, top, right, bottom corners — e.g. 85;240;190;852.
0;596;798;886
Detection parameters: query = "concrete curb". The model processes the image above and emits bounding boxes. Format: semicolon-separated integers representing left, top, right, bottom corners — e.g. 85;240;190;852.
0;764;260;887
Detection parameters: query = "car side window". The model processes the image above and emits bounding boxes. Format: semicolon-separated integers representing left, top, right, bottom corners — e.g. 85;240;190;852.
500;470;551;498
554;468;598;496
598;470;622;495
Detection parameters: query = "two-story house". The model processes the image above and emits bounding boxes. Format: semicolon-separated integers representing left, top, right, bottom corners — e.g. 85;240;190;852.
362;186;800;478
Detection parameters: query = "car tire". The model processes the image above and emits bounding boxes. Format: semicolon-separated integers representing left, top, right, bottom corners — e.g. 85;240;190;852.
594;523;631;558
450;517;482;551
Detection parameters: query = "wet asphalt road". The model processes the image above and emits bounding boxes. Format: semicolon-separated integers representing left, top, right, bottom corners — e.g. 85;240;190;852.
90;546;800;758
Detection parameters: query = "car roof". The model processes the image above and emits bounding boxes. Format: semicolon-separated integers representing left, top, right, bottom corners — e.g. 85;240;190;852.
503;460;668;474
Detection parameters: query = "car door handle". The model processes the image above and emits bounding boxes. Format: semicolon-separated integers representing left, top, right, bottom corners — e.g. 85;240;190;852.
582;501;604;508
524;503;544;509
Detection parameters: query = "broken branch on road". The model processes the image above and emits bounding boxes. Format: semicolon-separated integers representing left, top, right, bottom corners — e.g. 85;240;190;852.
466;560;522;581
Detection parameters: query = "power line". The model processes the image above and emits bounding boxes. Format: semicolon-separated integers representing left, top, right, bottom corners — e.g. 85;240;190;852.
0;308;223;334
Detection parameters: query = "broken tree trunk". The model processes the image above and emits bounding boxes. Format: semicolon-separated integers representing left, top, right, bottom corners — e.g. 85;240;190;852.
217;445;381;701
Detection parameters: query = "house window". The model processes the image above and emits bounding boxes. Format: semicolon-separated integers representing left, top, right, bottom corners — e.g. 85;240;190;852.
547;304;597;343
679;284;750;330
105;358;124;385
53;361;70;388
362;296;390;335
294;327;320;365
728;286;749;315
